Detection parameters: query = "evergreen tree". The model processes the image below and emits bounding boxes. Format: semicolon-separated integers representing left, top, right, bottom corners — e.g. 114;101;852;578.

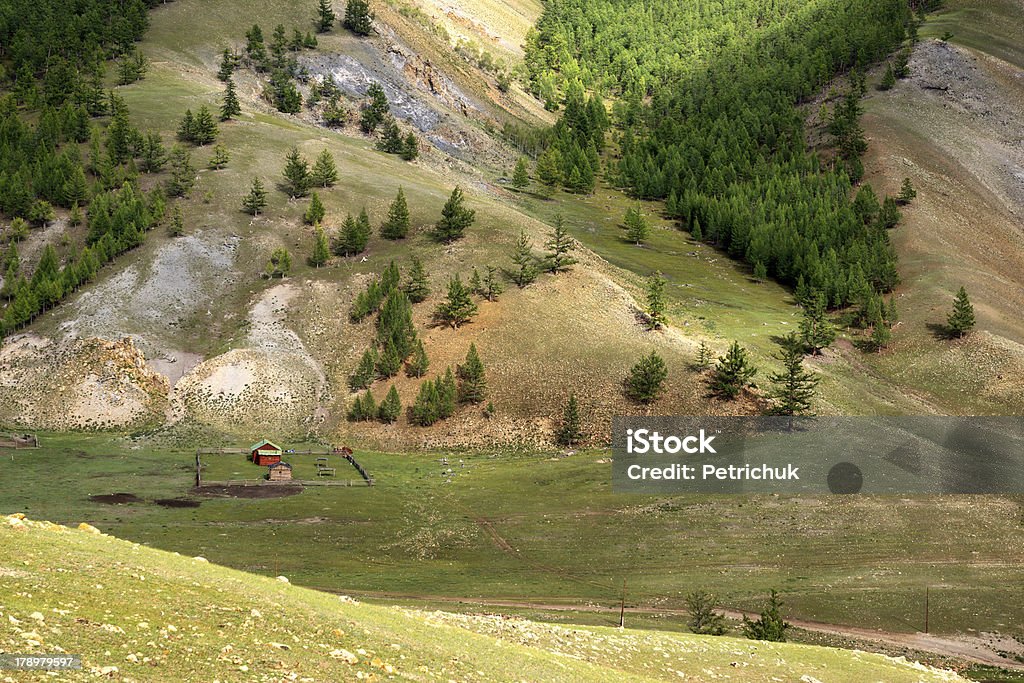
311;149;339;187
400;133;419;161
742;590;790;643
217;48;237;81
208;143;230;170
556;392;584;447
625;351;668;404
767;333;819;417
457;343;486;404
177;109;195;143
869;320;891;352
344;0;373;36
410;378;440;426
347;389;376;421
61;167;90;207
624;206;650;245
265;247;292;278
469;267;483;296
349;348;378;389
375;342;403;378
169;204;185;237
510;230;539;287
695;341;712;369
645;271;667;329
245;24;269;69
434;275;477;328
690;217;703;241
380;187;410;239
220;78;241;121
316;0;336;32
685;591;728;636
242;177;268;215
877;195;901;229
709;341;757;400
378;385;401;423
304;191;326;224
140;132;168;173
897;177;917;204
376;116;404;154
191;106;219;145
481;265;503;302
947;286;975;338
753;261;767;283
406;338;429;377
403;257;430;303
360;82;389;132
335;213;369;255
434;187;475;242
309;225;330;267
512;157;530;190
799;293;836;355
544;214;577;273
167;145;195;198
536;148;561;190
878;62;896;91
282;147;311;197
438;366;457;418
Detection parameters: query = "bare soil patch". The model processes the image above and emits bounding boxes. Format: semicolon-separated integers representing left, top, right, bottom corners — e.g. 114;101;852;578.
193;485;303;499
154;497;202;508
89;493;142;505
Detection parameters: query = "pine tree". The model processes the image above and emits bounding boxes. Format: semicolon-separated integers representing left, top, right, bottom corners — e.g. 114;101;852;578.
316;0;336;32
753;261;767;283
344;0;373;36
359;83;389;133
220;78;241;121
510;230;538;287
410;379;440;426
947;286;975;338
878;63;896;91
403;257;430;303
625;351;668;404
645;271;667;329
406;338;429;377
742;590;790;642
311;149;339;187
61;167;89;207
242;177;268;215
378;385;401;423
767;333;819;417
347;389;376;421
624;206;650;245
208;143;230;170
140;132;168;173
192;106;219;145
709;341;757;400
376;116;404;154
877;195;901;229
167;145;195;198
897;177;917;204
245;24;268;69
217;48;236;81
380;187;410;239
544;214;577;273
691;217;703;241
304;191;326;224
870;321;891;352
536;148;561;189
400;133;419;161
512;157;530;190
481;265;503;302
469;267;483;295
335;213;368;255
265;247;292;278
696;341;712;369
434;187;475;243
556;392;584;447
434;275;477;328
177;109;195;143
438;366;457;418
457;343;486;404
685;591;728;636
282;147;311;197
169;204;185;237
309;225;330;267
349;348;378;390
799;293;836;355
69;203;84;227
375;342;403;378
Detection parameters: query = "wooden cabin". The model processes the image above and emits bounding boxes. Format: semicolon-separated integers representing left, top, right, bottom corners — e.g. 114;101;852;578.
251;439;283;466
267;461;293;481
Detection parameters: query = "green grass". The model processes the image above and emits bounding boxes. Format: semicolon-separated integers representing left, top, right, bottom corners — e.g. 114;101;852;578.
920;0;1024;69
0;514;968;682
5;434;1024;641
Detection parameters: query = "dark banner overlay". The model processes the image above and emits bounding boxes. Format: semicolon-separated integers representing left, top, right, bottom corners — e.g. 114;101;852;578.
611;417;1024;494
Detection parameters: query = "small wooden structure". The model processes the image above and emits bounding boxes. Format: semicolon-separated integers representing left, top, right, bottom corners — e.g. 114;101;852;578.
267;461;293;481
251;439;283;466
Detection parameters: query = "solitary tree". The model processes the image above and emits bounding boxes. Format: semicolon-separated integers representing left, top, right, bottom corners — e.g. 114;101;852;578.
344;0;373;35
282;147;311;197
556;392;584;447
512;157;530;190
311;148;339;187
685;591;728;636
695;341;713;369
265;247;292;278
403;257;430;303
624;206;650;245
380;187;410;239
242;177;268;215
304;191;326;225
434;186;475;242
897;177;917;204
378;385;401;423
544;214;577;273
625;351;668;404
645;271;667;329
336;212;369;256
481;265;503;302
434;275;477;328
349;348;378;389
309;225;330;267
947;286;975;337
742;590;790;642
510;230;538;287
767;333;819;418
208;143;230;170
709;341;757;400
315;0;336;32
220;78;241;120
457;343;486;404
192;106;219;145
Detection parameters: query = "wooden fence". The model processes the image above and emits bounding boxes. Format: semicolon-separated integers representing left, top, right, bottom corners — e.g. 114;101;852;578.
194;446;375;488
198;479;371;488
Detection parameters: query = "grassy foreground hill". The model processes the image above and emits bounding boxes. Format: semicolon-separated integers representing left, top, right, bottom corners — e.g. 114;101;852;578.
0;514;966;682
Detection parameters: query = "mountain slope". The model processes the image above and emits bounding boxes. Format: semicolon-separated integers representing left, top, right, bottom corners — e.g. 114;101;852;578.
0;514;967;682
